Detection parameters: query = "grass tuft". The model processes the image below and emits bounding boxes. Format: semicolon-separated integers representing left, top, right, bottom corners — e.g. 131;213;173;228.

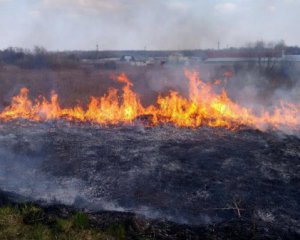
106;224;126;240
0;205;115;240
72;212;89;229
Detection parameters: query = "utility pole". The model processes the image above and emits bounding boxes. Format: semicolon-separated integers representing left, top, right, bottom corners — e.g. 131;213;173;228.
96;44;99;59
218;40;220;50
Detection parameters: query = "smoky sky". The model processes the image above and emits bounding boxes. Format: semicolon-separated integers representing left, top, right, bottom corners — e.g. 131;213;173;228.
0;0;299;50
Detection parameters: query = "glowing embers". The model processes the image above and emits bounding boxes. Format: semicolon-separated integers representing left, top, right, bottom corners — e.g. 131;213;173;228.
0;70;299;131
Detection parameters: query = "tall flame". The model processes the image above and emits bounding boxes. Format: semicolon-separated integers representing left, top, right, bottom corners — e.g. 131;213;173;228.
0;70;299;132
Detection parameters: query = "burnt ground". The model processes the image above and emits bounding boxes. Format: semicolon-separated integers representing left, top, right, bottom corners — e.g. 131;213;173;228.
0;120;299;239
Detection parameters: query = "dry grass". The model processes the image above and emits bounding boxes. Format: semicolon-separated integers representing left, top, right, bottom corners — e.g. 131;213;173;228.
0;64;189;109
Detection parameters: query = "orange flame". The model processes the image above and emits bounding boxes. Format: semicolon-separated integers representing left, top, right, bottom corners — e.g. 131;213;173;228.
0;70;299;132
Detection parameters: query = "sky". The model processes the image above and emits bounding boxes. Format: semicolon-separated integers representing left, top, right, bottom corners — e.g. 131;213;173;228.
0;0;299;50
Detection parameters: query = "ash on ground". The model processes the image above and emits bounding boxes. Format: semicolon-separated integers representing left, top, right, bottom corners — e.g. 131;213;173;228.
0;121;299;234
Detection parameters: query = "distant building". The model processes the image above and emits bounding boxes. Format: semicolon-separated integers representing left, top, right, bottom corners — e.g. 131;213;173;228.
204;49;283;65
130;56;155;66
120;55;135;62
283;55;300;62
282;54;300;68
81;58;119;64
119;55;155;66
167;52;189;65
205;57;259;63
205;49;282;59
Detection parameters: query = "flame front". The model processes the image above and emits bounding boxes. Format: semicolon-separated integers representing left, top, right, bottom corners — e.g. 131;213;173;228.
0;70;299;132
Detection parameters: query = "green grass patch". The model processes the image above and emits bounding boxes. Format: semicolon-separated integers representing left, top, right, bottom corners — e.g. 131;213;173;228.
0;204;115;240
72;212;89;229
106;224;126;240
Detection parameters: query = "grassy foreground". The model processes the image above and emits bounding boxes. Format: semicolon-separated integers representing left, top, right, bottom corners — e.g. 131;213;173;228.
0;204;127;240
0;200;298;239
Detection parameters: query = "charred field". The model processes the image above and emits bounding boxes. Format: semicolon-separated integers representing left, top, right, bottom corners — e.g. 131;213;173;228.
0;64;299;239
0;120;299;239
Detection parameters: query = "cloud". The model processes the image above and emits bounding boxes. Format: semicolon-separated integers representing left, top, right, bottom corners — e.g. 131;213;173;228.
267;5;276;12
29;10;41;18
41;0;129;14
0;0;11;4
215;2;238;13
284;0;296;3
168;1;191;11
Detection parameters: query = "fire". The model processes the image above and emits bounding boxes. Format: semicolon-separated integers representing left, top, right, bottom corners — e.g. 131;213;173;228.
0;70;299;132
85;73;143;124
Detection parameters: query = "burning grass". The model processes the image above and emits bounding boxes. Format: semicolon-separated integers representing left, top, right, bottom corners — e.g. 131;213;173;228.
0;69;299;133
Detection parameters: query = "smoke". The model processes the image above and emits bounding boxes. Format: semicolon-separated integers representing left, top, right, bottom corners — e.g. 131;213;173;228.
132;61;300;135
0;129;136;213
226;66;300;109
1;0;300;50
0;145;85;205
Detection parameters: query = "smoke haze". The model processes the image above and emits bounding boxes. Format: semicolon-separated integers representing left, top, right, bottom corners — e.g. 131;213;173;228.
0;0;300;50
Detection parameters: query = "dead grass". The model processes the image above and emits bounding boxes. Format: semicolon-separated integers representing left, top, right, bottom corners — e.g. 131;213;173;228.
0;64;188;109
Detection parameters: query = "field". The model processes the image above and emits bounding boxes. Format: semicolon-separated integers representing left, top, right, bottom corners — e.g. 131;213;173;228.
0;63;299;239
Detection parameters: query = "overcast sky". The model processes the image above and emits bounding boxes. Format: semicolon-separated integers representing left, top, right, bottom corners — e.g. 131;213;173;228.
0;0;299;50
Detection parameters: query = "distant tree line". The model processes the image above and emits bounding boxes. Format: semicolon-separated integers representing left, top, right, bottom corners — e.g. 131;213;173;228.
1;41;300;70
60;41;300;59
0;46;80;69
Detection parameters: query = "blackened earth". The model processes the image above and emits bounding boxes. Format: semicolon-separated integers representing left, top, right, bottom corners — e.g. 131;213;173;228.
0;120;299;238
